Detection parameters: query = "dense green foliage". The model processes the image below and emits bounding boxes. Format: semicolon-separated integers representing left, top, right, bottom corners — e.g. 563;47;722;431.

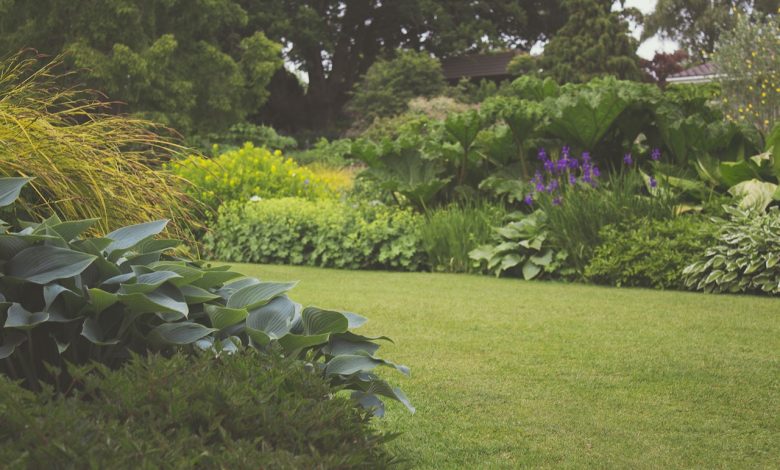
469;210;570;279
0;1;283;133
169;144;343;207
684;206;780;294
249;0;565;130
206;198;426;271
540;0;642;83
188;123;299;156
0;352;396;468
420;201;508;273
348;51;446;128
0;178;410;412
585;216;717;289
0;53;201;241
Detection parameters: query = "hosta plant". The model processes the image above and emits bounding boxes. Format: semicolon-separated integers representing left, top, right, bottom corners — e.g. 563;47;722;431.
0;178;411;415
683;205;780;295
469;210;570;279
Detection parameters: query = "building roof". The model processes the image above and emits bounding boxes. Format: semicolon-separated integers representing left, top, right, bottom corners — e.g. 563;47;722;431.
667;62;719;84
440;51;522;81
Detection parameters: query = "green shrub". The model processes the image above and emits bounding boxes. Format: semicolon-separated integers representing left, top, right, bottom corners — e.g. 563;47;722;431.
0;178;411;413
469;210;571;279
169;143;341;206
205;198;426;271
347;50;446;128
683;206;780;295
188;123;298;156
0;352;397;468
291;138;352;167
585;216;717;289
421;201;508;273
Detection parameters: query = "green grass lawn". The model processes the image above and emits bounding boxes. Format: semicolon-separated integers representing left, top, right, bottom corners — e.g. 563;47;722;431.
232;264;779;469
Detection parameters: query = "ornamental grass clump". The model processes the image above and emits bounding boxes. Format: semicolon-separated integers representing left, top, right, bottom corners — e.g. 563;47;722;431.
0;52;201;241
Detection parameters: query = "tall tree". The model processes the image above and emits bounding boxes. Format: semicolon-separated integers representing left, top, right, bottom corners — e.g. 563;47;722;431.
642;0;780;62
0;0;283;134
242;0;566;130
540;0;642;83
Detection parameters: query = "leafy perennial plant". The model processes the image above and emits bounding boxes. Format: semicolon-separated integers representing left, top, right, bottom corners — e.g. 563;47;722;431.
0;178;411;415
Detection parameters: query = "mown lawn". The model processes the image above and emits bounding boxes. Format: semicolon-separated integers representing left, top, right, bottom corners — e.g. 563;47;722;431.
232;263;779;469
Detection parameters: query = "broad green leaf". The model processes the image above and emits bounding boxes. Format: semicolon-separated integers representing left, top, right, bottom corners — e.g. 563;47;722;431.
179;285;220;304
147;322;216;345
0;332;26;359
205;304;248;330
226;281;297;310
353;375;416;414
245;296;296;342
104;219;169;254
325;354;382;376
342;311;367;329
88;288;119;314
192;269;243;289
729;179;777;212
0;177;30;207
720;161;759;187
51;219;99;241
4;303;48;329
81;317;120;345
323;337;380;356
149;262;203;285
118;271;182;294
302;307;349;335
7;246;97;284
118;284;188;317
522;260;542;280
530;249;553;266
277;333;330;353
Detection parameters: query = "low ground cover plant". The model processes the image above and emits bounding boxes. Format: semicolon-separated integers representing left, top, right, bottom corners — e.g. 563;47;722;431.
205;198;425;271
0;178;411;414
169;143;345;207
684;206;780;294
586;216;717;289
0;352;397;469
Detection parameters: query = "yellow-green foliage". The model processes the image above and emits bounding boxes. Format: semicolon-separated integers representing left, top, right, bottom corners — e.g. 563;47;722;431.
170;143;347;206
0;53;201;240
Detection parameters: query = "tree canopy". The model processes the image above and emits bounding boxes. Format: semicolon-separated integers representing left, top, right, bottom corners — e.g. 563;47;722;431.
540;0;642;83
0;0;283;134
642;0;780;62
244;0;566;130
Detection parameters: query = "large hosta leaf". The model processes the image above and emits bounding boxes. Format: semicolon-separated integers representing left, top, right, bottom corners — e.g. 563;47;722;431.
7;246;97;284
302;307;349;335
325;353;410;377
118;284;188;318
226;281;297;310
0;177;30;207
118;271;182;294
104;219;168;254
205;304;248;330
729;179;777;212
147;322;216;345
51;219;99;241
0;332;26;359
4;303;49;329
245;296;296;345
81;317;120;346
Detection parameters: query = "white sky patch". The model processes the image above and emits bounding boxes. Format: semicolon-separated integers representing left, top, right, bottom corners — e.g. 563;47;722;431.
621;0;680;59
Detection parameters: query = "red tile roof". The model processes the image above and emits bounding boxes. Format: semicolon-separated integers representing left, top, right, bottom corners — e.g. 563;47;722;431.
441;51;522;80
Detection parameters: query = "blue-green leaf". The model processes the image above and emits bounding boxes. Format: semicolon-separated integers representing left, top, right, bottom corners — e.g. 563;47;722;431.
0;177;31;207
226;281;297;310
104;219;168;254
7;246;97;284
147;322;216;345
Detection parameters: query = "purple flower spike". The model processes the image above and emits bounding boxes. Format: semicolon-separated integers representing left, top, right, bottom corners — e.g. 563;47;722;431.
524;194;534;206
537;148;548;161
623;153;633;166
552;196;562;206
561;146;570;159
649;176;658;188
544;159;555;173
581;151;591;162
535;181;545;192
651;148;661;161
556;158;568;172
549;180;559;192
568;174;576;185
592;166;601;178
